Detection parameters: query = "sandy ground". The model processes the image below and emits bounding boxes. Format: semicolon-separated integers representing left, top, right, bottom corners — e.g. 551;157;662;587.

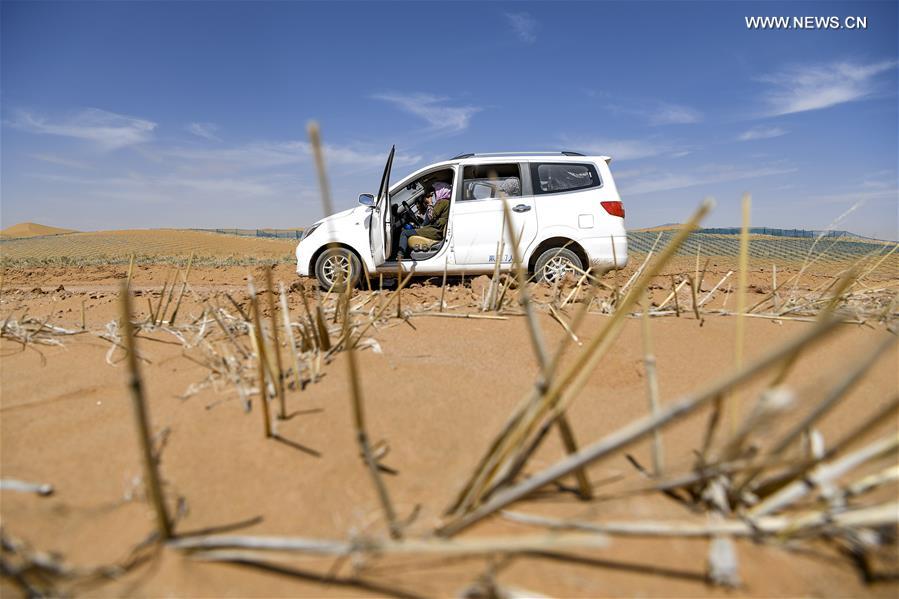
0;222;77;239
1;263;897;597
0;230;296;263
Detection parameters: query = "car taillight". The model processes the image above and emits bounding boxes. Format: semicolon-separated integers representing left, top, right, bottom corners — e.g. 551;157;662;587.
601;201;625;218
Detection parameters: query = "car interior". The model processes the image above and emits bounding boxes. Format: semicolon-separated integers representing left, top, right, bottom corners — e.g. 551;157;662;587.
388;168;454;261
460;163;522;202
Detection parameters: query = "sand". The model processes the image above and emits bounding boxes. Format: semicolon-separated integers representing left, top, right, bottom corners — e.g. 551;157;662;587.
1;261;897;597
0;229;295;263
0;222;77;239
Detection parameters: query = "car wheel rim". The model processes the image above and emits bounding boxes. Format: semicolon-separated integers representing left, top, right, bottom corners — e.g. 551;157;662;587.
322;254;351;286
543;256;575;284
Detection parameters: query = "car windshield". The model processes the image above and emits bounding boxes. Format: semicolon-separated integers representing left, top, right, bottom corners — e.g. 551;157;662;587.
390;181;423;207
389;168;455;209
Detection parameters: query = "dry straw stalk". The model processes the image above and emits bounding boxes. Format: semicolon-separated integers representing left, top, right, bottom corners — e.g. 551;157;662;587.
264;266;287;419
446;199;714;519
438;315;840;536
168;251;194;326
119;281;173;539
248;277;273;438
308;121;401;539
731;193;752;433
502;503;898;538
641;296;664;476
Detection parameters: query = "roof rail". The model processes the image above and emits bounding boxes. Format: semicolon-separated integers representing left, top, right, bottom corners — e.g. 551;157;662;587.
450;151;585;160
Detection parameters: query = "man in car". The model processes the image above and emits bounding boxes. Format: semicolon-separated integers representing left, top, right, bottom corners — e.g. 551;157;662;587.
396;182;451;260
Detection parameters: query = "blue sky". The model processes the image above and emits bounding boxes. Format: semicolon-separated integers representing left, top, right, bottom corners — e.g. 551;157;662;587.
1;0;897;238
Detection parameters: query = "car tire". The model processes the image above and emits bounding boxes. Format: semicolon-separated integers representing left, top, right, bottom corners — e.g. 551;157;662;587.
314;247;362;291
533;247;583;284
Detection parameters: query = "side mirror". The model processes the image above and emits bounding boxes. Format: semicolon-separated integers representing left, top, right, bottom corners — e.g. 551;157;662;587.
358;193;375;206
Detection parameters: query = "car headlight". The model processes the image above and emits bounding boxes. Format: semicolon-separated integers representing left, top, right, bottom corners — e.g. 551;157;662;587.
302;222;321;240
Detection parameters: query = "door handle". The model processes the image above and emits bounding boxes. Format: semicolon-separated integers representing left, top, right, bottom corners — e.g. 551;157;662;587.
512;204;531;213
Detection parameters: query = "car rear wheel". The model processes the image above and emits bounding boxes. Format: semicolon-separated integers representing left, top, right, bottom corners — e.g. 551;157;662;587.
314;247;362;291
534;247;583;284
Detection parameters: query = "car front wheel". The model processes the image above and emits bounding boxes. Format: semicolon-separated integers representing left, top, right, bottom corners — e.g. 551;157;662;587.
314;247;362;291
534;247;583;284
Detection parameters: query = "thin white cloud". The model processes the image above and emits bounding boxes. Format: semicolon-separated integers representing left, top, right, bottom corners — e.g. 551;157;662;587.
801;186;898;207
8;108;156;149
860;169;896;188
187;122;222;142
504;12;537;43
738;126;788;141
759;59;898;116
316;142;422;170
861;172;896;190
160;140;421;171
10;114;426;226
161;142;302;169
28;153;92;169
619;164;797;195
566;138;686;161
648;103;702;125
602;98;702;126
27;170;303;202
372;93;481;133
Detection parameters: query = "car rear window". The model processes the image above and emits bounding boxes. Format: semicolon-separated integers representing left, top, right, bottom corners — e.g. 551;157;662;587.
531;163;601;194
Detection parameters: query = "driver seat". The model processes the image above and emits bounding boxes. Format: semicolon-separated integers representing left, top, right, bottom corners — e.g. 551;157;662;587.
408;235;440;251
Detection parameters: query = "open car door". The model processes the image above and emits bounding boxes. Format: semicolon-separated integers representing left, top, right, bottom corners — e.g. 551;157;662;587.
369;145;395;265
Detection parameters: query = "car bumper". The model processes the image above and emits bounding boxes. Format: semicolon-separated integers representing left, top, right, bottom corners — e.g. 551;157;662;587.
583;234;628;270
295;241;312;276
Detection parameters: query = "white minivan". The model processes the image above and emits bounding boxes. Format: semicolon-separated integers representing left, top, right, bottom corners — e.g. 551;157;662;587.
295;150;627;289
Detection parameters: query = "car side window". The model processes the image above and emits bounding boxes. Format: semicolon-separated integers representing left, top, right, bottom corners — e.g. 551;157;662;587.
531;163;601;194
461;163;522;201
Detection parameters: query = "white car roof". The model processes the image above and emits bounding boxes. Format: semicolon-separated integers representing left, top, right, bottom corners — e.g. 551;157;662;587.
456;153;611;164
392;153;612;188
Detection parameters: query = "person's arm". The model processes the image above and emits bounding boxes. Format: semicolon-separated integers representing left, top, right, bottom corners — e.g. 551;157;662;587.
419;194;435;225
434;200;450;229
